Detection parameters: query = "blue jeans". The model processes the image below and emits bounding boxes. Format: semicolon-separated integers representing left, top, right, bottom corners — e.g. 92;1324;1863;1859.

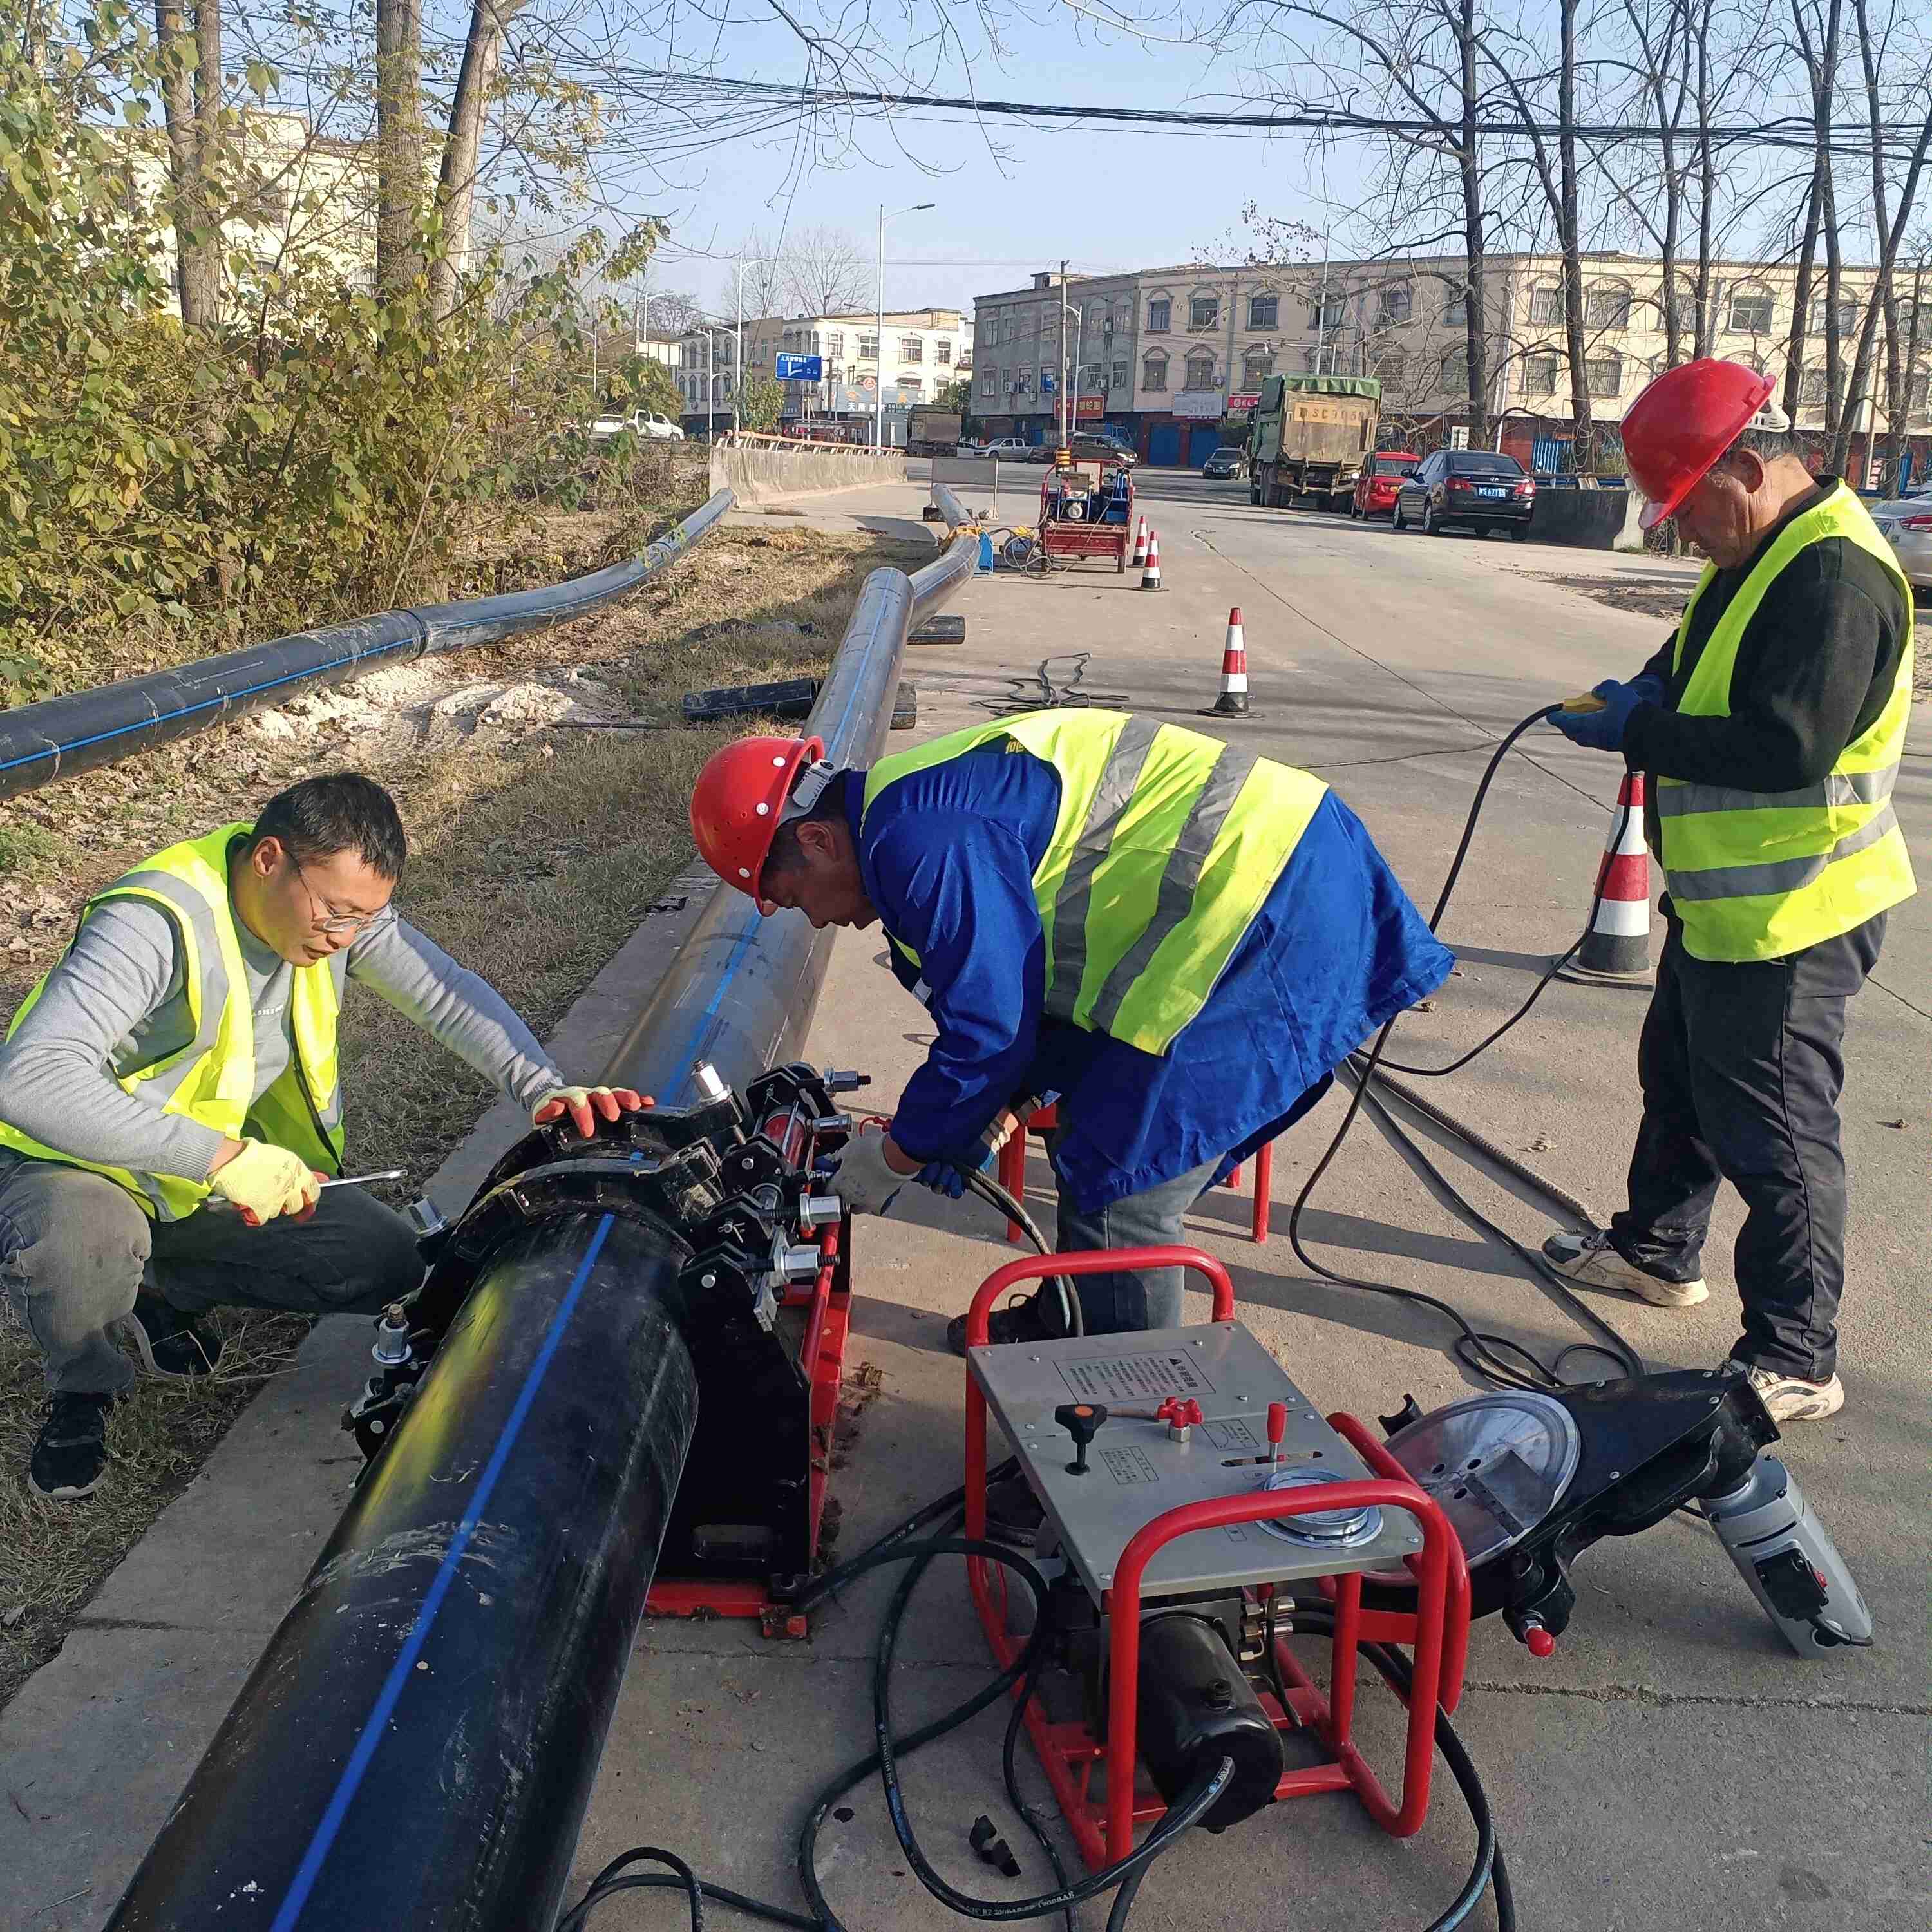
1048;1137;1222;1334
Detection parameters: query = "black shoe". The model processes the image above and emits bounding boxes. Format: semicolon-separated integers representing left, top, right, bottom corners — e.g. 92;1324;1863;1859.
947;1292;1062;1358
983;1475;1047;1549
28;1392;117;1500
126;1294;223;1378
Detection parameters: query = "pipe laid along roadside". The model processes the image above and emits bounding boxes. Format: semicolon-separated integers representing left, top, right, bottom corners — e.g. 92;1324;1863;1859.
100;486;978;1932
0;488;735;805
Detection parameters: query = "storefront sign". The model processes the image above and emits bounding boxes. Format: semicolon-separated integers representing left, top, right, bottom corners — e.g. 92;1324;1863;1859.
1226;393;1260;413
1077;393;1106;418
1173;389;1226;419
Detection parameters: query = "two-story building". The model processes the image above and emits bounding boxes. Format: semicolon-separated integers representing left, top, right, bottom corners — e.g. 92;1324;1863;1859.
971;255;1931;477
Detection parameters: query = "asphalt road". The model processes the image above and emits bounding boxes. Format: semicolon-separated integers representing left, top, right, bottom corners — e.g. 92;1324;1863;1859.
579;467;1931;1932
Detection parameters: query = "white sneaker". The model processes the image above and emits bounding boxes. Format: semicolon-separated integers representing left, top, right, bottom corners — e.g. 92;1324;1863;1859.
1726;1359;1845;1423
1542;1229;1707;1307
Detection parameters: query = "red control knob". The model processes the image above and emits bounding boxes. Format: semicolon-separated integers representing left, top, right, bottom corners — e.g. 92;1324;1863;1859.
1182;1399;1204;1426
1266;1401;1287;1449
1523;1622;1557;1660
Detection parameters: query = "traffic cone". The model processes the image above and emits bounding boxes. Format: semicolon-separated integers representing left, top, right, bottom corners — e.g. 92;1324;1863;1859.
1558;771;1654;983
1200;608;1251;717
1130;516;1148;569
1139;528;1163;591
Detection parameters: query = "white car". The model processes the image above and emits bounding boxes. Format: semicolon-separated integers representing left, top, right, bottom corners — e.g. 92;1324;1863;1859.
981;437;1034;459
589;410;686;444
1868;484;1932;593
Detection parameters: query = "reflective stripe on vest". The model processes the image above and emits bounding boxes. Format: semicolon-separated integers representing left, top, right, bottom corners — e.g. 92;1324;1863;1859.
1658;483;1916;961
0;823;346;1218
862;710;1327;1055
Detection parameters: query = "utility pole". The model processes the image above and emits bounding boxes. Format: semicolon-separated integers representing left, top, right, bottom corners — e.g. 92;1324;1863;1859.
735;260;744;434
876;202;935;450
1058;258;1070;448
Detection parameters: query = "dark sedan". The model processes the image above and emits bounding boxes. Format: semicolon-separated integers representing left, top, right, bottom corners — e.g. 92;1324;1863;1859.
1392;450;1537;539
1202;446;1247;479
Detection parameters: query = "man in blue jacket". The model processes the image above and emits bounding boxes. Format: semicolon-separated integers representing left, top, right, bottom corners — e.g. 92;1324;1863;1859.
689;710;1452;1350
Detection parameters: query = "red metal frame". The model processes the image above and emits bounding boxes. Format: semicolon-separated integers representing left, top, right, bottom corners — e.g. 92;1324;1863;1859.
961;1248;1470;1869
997;1107;1275;1245
1037;462;1134;571
644;1217;851;1640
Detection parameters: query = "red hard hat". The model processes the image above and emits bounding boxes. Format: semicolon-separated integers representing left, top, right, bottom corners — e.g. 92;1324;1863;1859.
688;734;826;897
1622;358;1776;529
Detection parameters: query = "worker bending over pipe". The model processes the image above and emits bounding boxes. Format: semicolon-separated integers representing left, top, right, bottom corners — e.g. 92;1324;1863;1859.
690;710;1452;1351
0;773;650;1501
1548;359;1915;1423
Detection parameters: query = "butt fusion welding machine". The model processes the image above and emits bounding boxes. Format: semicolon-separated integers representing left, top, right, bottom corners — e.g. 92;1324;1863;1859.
346;1055;1872;1870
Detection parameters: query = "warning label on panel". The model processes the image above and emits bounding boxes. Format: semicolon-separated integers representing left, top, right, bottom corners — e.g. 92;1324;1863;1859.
1099;1445;1161;1488
1056;1352;1217;1404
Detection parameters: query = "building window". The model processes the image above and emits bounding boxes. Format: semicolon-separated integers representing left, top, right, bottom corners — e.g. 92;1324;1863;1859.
1443;289;1468;327
900;336;923;363
1528;283;1564;327
1248;293;1278;329
1110;358;1128;392
1586;354;1624;397
1378;281;1412;325
1147;297;1170;332
859;333;879;360
1308;290;1345;332
1376;348;1406;394
1190;296;1218;330
826;332;844;359
1142;352;1168;392
1244;345;1275;379
1586;283;1633;330
980;369;998;396
900;376;923;397
1799;367;1831;408
1809;297;1860;339
1002;317;1018;344
1440;347;1469;393
1728;287;1775;334
1186;350;1216;390
1524;353;1561;397
1663;281;1697;337
936;339;952;365
1908;370;1931;417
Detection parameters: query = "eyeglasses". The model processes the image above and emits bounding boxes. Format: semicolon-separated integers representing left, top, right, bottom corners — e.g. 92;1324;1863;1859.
290;854;397;939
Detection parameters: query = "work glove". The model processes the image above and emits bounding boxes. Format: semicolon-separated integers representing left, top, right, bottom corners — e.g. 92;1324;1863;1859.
532;1085;652;1139
916;1135;999;1199
828;1124;913;1216
209;1139;322;1226
1549;678;1653;753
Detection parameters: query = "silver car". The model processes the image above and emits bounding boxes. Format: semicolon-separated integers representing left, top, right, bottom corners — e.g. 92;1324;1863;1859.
1868;486;1932;592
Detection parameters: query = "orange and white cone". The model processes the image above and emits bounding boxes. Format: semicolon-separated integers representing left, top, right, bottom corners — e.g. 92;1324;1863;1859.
1202;607;1251;717
1139;528;1163;591
1129;516;1148;569
1559;771;1653;981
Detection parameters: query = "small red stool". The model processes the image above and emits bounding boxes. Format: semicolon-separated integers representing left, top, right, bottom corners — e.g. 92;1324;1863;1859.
997;1104;1276;1245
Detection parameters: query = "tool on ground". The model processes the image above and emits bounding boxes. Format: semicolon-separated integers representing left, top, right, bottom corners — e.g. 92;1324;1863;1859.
1559;768;1653;981
1139;527;1163;591
1202;606;1252;717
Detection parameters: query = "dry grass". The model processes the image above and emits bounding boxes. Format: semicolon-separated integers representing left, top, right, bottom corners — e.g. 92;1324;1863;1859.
0;516;933;1711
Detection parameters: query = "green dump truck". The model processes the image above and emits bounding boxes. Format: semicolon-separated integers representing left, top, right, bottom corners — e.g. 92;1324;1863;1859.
1247;374;1382;511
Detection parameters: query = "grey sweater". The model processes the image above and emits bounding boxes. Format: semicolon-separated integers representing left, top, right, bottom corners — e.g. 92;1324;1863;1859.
0;895;564;1184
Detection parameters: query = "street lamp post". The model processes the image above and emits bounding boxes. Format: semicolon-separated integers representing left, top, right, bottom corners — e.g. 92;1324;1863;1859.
877;201;935;450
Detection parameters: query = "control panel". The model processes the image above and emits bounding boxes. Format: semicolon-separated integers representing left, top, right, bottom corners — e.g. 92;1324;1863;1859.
971;1321;1425;1600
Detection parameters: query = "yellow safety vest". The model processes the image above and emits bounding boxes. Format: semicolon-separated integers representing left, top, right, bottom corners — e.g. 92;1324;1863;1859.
862;710;1328;1055
1657;483;1916;962
0;822;345;1219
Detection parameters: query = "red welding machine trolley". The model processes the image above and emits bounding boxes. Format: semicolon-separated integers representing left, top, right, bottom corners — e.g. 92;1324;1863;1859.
961;1246;1471;1870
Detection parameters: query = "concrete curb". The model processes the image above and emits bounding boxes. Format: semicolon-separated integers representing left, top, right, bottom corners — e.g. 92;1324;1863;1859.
0;866;720;1931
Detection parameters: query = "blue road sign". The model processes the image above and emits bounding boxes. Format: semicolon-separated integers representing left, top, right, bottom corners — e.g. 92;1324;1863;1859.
775;354;824;381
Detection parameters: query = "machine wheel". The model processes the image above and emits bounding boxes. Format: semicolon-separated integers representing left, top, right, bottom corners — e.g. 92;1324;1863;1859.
1249;480;1262;506
1392;498;1405;531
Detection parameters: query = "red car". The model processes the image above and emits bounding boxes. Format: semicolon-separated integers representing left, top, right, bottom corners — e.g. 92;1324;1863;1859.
1351;451;1421;520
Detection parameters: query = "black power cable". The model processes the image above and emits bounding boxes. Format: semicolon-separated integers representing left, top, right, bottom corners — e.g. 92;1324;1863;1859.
1285;703;1647;1392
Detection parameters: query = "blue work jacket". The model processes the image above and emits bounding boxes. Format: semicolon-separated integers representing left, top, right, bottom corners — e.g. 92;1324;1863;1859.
842;747;1453;1212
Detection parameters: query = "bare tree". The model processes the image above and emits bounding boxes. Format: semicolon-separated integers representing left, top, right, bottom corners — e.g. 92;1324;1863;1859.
428;0;534;316
153;0;222;329
373;0;425;294
1879;245;1927;488
779;225;873;316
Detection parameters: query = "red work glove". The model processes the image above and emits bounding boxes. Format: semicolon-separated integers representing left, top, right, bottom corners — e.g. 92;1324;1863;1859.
531;1084;653;1139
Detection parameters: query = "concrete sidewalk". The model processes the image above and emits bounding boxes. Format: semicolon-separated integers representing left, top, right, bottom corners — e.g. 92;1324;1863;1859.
4;469;1926;1932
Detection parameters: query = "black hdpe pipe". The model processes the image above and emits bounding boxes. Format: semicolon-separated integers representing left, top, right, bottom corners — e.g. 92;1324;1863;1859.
106;1213;700;1932
602;484;976;1103
0;488;735;804
101;489;975;1932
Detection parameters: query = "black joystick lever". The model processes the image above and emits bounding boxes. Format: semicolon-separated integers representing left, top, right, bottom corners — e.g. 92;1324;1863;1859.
1054;1401;1110;1475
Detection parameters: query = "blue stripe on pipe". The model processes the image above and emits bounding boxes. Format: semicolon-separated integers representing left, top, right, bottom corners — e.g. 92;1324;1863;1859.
267;1211;616;1932
0;634;425;774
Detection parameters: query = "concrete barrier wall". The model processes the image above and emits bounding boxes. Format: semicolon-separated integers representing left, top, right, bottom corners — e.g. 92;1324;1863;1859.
931;454;998;488
1529;487;1646;552
709;443;907;506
